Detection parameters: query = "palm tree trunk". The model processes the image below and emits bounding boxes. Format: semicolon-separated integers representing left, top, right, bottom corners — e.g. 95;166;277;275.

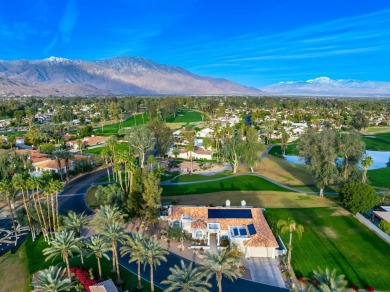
97;256;102;280
32;193;47;241
7;197;18;245
46;195;52;234
55;191;60;231
57;159;63;180
216;272;222;292
65;256;71;279
111;241;116;272
150;263;154;292
21;189;33;236
362;168;367;183
36;191;48;237
137;260;143;289
106;161;110;183
115;247;122;284
51;193;56;233
288;230;293;269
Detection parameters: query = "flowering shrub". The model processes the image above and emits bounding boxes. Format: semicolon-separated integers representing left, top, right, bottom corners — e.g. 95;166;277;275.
69;267;98;292
366;286;375;291
351;284;359;291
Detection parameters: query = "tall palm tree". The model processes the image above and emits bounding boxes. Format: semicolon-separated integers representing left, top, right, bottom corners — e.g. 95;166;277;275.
12;174;33;238
120;234;146;289
27;176;48;241
63;211;88;237
143;237;168;292
203;249;241;292
100;223;126;284
0;179;18;245
86;235;111;280
32;266;72;292
361;155;374;184
277;217;304;269
62;150;74;183
43;230;81;278
49;179;63;231
312;267;349;291
100;148;111;183
162;259;212;292
51;150;64;181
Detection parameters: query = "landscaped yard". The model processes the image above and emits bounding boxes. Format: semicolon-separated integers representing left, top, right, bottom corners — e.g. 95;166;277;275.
237;156;314;186
362;126;390;134
24;236;160;292
84;142;129;155
162;175;292;196
94;114;150;135
268;144;299;157
169;170;232;183
361;132;390;151
265;207;390;290
165;109;202;123
367;167;390;188
0;248;30;292
164;191;338;208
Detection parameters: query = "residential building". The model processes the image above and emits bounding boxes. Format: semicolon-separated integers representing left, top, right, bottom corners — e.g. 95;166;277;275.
161;203;279;258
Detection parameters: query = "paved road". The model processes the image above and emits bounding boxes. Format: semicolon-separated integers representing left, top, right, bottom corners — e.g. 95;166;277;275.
58;168;109;215
58;168;288;291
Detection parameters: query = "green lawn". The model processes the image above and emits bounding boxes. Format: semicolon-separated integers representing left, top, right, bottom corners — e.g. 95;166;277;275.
265;207;390;290
0;246;30;292
162;175;291;196
25;236;160;292
268;144;299;157
367;167;390;188
166;109;202;123
84;142;129;155
169;171;232;183
94;114;150;135
361;132;390;151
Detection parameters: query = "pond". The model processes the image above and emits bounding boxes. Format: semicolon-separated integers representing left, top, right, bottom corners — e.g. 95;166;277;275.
283;150;390;170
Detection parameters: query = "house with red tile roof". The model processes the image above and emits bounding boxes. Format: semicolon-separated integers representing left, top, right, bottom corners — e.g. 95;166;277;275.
67;136;108;150
162;202;279;258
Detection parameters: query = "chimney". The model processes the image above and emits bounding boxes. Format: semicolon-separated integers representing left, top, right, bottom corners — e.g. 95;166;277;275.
226;200;230;207
241;200;246;207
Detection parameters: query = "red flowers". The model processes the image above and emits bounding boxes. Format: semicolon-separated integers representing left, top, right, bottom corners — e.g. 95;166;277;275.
366;286;375;291
70;267;98;292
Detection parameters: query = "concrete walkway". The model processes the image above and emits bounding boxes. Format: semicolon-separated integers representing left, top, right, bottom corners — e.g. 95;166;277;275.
242;257;286;288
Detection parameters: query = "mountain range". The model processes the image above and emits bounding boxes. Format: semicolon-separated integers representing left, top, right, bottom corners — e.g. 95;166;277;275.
262;77;390;97
0;57;389;97
0;56;261;97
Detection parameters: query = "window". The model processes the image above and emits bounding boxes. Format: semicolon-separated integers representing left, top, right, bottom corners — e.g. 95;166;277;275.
195;230;203;239
173;221;180;228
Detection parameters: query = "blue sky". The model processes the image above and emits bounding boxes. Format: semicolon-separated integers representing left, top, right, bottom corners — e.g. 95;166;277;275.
1;0;390;87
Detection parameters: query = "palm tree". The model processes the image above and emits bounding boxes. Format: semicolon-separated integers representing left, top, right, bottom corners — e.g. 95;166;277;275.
277;217;304;270
86;235;111;280
49;179;63;231
91;205;125;227
162;259;212;292
311;267;349;291
361;155;373;184
51;150;64;181
101;223;126;284
100;148;111;183
143;237;168;292
63;211;88;237
32;266;72;292
120;234;146;289
27;176;48;241
12;174;33;238
203;249;242;292
43;230;81;278
0;179;18;245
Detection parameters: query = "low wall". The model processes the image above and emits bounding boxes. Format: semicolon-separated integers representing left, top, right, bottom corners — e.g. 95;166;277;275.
355;213;390;244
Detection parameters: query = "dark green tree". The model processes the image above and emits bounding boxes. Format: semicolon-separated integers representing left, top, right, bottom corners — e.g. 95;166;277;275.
340;182;379;214
351;112;369;132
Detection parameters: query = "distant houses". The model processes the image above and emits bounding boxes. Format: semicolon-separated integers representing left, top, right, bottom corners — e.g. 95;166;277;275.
67;136;108;150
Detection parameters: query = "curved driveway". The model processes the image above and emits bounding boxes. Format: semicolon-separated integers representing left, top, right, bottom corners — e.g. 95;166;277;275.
58;167;288;292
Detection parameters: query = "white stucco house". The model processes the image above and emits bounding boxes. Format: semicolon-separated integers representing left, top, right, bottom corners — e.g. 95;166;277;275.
196;127;214;138
161;203;279;258
167;146;213;160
